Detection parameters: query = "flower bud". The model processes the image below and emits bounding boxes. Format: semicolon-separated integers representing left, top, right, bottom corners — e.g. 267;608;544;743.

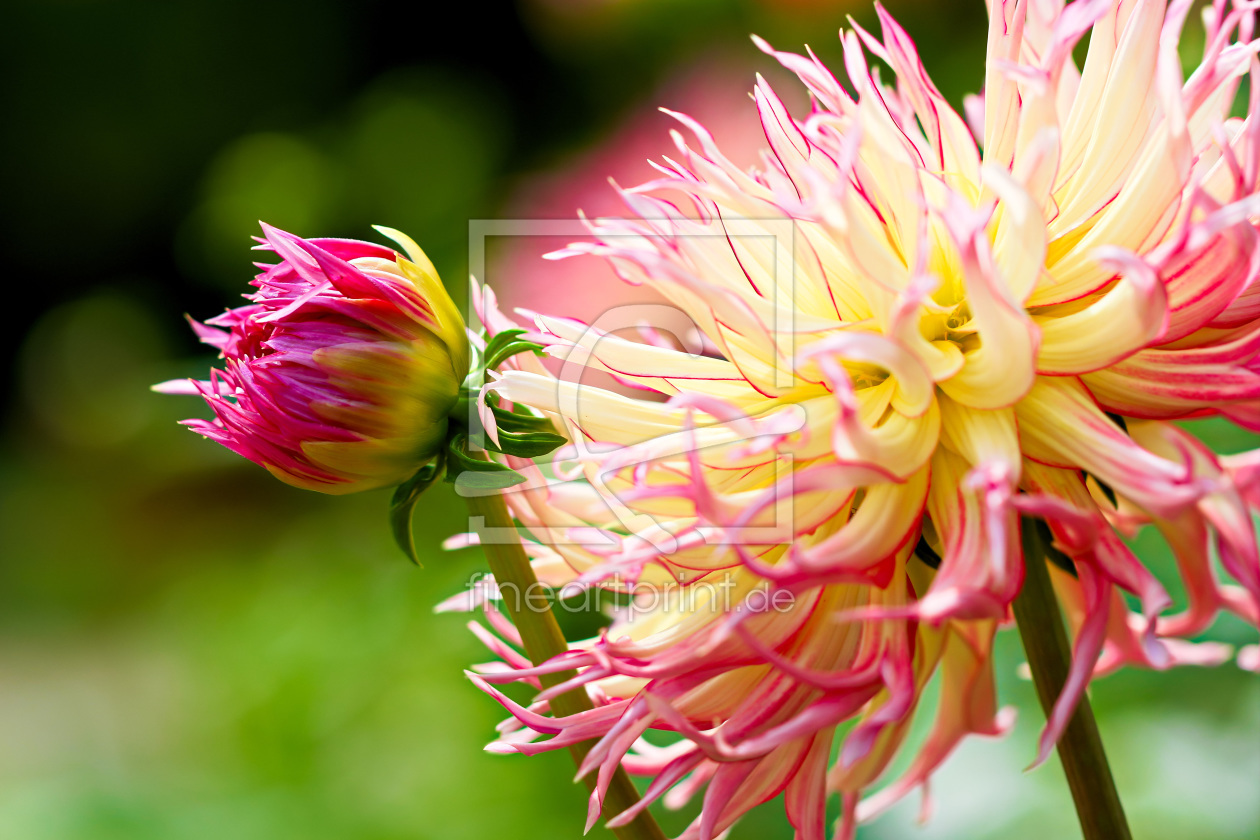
157;224;469;494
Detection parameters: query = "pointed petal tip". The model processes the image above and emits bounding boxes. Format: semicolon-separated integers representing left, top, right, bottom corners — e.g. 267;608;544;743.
484;742;518;755
583;793;604;834
152;378;203;395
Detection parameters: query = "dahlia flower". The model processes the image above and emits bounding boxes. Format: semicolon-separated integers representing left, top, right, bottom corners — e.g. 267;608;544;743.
456;1;1260;836
157;224;469;494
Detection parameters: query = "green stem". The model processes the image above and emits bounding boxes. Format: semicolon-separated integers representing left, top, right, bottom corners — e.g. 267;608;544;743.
465;489;667;840
1014;520;1131;840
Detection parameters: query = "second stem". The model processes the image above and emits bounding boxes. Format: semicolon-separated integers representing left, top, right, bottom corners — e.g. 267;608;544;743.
465;489;667;840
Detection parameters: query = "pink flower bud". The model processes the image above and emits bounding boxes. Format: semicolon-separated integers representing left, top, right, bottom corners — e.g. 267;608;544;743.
157;224;469;494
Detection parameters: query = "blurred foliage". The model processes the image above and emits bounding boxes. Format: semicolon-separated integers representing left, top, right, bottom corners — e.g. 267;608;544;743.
1;0;1258;838
177;71;507;295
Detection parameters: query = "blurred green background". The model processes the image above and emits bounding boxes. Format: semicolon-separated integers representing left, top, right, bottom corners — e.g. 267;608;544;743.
1;0;1257;838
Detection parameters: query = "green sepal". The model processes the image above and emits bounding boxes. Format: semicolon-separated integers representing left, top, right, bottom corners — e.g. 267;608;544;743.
453;470;529;492
481;392;566;456
485;430;568;458
482;328;545;371
449;389;555;437
444;432;528;491
390;456;444;566
483;389;561;436
489;403;554;435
